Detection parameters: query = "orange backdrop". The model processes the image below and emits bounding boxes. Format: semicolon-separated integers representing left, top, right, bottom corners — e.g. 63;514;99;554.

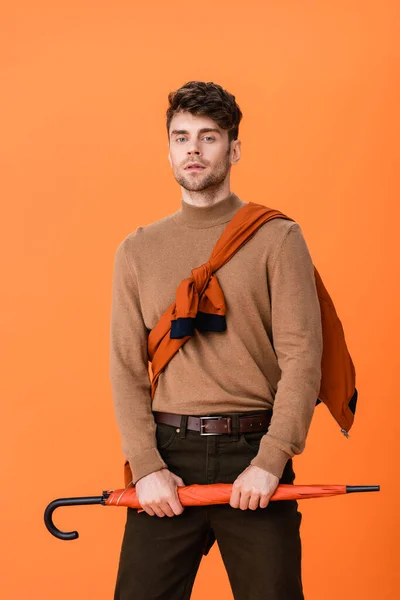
1;1;399;598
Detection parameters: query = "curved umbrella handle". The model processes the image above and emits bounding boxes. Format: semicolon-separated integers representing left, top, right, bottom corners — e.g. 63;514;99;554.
44;495;107;540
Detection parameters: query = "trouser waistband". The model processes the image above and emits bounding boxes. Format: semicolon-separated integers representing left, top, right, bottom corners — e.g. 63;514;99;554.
153;409;273;436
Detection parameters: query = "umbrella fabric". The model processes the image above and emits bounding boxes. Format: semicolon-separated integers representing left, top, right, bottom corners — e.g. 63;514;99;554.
104;483;358;512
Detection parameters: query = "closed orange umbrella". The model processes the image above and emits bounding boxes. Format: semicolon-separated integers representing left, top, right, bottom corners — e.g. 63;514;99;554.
106;483;379;512
44;482;380;540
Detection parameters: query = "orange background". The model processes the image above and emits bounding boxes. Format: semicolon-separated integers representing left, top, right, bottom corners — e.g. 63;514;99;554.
1;1;399;598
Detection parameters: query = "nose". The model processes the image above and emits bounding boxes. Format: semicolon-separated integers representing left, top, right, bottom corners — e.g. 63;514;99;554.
186;140;201;156
187;149;201;156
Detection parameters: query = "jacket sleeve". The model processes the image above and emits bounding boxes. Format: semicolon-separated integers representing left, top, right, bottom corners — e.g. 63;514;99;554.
250;223;323;479
109;236;168;484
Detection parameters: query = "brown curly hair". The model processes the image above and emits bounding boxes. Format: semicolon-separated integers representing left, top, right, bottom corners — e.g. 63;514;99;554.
166;81;243;145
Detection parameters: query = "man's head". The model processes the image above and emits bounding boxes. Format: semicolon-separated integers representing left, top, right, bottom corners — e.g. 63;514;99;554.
166;81;242;194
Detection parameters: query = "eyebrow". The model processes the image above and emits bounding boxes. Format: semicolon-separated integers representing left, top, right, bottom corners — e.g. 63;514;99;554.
170;127;222;137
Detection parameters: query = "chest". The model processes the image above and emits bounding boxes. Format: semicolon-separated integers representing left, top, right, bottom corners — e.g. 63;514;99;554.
133;227;273;331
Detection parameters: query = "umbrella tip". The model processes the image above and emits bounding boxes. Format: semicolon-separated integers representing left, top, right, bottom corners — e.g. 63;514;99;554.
346;485;380;493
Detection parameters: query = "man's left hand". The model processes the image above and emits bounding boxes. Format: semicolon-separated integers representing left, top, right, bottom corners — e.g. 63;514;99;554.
229;465;279;510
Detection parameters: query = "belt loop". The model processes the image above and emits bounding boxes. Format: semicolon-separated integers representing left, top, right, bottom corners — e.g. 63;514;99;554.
179;415;188;439
231;414;240;440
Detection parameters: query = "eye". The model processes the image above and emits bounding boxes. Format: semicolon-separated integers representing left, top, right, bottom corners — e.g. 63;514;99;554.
203;136;215;141
176;137;186;142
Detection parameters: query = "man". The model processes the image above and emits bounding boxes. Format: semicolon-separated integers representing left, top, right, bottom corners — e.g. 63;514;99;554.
110;80;323;599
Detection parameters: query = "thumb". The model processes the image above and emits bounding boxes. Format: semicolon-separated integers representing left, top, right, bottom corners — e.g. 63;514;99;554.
172;473;186;487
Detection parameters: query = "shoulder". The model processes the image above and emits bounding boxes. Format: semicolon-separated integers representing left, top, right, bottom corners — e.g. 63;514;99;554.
265;216;300;236
264;218;314;273
115;211;178;258
250;212;311;272
255;215;302;249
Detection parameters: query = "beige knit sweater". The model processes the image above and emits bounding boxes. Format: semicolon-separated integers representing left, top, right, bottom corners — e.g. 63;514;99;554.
109;192;323;484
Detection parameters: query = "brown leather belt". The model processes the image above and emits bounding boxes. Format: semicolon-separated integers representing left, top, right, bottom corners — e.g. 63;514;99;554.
153;410;272;435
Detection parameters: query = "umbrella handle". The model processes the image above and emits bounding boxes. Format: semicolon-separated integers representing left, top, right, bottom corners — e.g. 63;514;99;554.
44;496;105;540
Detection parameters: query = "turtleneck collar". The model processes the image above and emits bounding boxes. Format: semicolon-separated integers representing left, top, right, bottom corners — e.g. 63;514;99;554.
173;191;246;229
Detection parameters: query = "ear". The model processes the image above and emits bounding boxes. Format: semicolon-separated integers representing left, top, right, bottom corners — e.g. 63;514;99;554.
168;151;172;167
231;139;241;165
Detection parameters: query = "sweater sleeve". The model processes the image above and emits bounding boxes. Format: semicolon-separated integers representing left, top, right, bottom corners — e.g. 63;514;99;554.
109;236;168;485
250;223;323;479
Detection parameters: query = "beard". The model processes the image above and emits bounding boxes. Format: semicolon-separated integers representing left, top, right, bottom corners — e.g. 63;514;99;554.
173;153;231;192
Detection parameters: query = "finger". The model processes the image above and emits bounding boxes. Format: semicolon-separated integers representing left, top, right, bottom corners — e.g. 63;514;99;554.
141;505;156;516
248;493;261;511
150;504;166;518
259;495;270;509
230;484;241;508
159;501;175;518
169;495;185;515
239;490;251;510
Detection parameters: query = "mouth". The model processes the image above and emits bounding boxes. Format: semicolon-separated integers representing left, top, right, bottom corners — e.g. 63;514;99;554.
185;164;206;171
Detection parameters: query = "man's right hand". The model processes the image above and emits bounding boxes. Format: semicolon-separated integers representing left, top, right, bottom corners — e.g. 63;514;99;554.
135;468;186;517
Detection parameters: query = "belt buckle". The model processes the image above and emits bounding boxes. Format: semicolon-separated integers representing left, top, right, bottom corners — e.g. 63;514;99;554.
200;415;229;436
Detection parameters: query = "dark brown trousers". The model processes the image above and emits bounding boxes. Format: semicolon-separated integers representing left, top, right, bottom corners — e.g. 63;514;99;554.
114;411;304;600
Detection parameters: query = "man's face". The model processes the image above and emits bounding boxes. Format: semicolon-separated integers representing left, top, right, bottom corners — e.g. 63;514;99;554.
168;112;240;192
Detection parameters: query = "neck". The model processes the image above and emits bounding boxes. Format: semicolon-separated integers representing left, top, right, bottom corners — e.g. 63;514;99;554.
174;191;246;229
